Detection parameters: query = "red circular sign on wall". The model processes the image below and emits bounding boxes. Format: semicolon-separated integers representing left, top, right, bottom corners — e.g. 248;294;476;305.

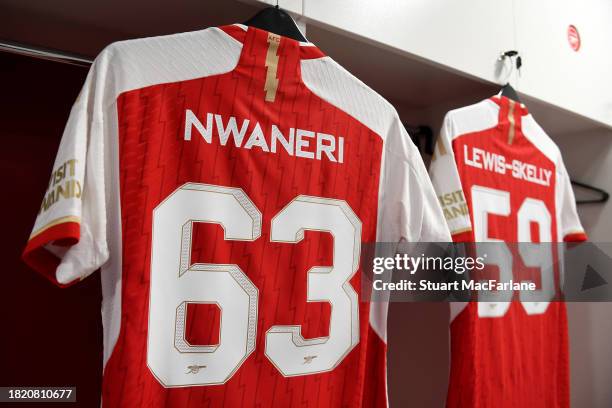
567;25;581;51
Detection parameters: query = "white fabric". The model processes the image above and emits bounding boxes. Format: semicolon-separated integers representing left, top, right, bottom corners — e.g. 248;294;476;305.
30;59;109;285
521;114;585;240
428;111;472;235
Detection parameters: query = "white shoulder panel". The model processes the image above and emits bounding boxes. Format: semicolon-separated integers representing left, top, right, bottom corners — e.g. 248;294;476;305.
521;115;561;165
446;99;499;140
98;27;242;107
300;57;397;139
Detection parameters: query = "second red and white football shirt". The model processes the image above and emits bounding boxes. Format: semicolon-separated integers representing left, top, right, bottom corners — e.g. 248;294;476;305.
430;95;586;408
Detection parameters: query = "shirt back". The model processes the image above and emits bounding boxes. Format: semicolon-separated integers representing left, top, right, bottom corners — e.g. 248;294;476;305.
429;96;586;408
23;25;449;407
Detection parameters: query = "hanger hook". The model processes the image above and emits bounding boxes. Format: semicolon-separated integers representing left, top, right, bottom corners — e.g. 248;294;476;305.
498;50;520;85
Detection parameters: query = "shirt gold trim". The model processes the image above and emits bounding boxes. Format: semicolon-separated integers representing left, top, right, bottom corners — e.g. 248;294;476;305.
451;226;473;235
30;215;81;240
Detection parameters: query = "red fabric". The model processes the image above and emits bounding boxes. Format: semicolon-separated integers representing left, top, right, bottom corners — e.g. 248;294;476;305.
446;96;574;408
22;221;80;287
102;26;386;407
218;24;246;43
219;25;326;60
300;45;326;60
451;230;473;243
563;232;587;242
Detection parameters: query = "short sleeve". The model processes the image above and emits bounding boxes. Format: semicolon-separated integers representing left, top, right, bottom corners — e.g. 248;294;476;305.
556;160;587;242
428;113;472;241
22;55;110;286
377;116;451;243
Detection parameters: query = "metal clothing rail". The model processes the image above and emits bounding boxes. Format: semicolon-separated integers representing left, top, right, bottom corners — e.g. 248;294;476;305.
0;39;93;67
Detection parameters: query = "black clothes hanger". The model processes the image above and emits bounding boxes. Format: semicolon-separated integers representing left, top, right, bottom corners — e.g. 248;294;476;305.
571;180;610;204
244;5;308;42
501;83;521;103
499;50;522;103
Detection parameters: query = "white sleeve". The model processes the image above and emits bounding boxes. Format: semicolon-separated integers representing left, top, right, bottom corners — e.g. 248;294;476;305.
378;116;451;243
428;113;473;240
22;51;111;286
556;159;587;242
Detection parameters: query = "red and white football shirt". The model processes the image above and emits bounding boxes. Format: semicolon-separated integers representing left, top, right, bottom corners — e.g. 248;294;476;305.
429;96;587;408
22;25;450;407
